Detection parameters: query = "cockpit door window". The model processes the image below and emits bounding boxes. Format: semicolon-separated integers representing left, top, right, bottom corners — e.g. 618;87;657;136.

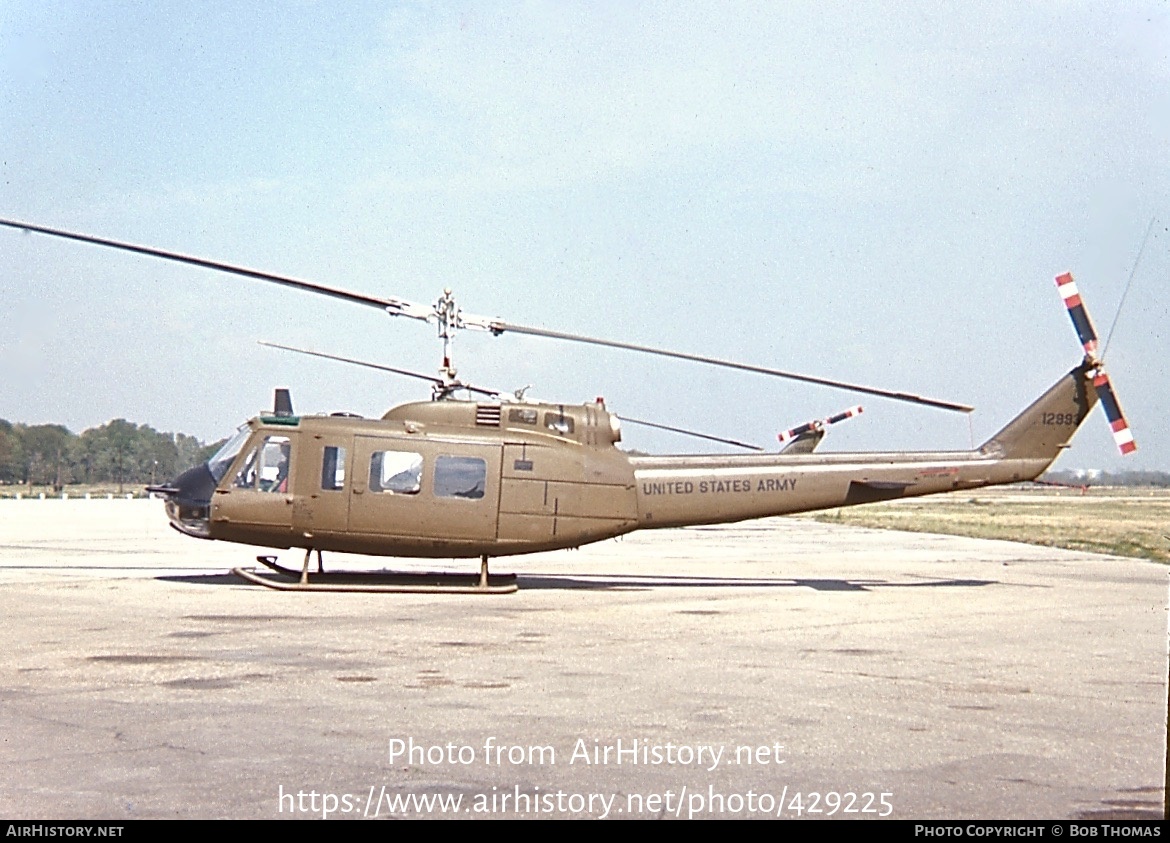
232;435;292;493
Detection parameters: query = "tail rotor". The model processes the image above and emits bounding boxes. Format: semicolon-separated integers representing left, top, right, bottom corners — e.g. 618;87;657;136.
1055;273;1136;456
778;406;863;454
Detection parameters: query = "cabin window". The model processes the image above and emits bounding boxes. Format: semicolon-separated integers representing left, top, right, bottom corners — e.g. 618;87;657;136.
434;456;486;500
369;451;422;495
544;412;574;434
508;408;538;425
233;435;291;493
321;446;346;491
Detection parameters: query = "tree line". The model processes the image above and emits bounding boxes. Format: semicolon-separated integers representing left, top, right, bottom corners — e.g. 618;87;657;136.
0;418;226;493
2;417;1166;495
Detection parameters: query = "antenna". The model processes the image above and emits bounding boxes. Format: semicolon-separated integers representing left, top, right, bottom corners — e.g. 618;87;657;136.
1102;215;1159;360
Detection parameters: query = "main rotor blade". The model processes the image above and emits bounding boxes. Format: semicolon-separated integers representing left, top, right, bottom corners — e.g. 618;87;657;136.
259;341;437;384
259;341;501;398
618;416;764;451
1;217;974;413
264;341;760;448
0;218;431;319
489;321;974;413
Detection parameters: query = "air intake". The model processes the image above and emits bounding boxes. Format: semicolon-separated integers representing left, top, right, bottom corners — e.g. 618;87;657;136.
475;404;502;427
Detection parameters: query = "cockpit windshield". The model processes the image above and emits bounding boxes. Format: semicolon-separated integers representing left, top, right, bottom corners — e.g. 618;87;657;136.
207;424;253;482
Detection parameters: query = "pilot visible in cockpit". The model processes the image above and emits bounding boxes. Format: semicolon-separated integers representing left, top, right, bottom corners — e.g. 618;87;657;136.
262;442;291;493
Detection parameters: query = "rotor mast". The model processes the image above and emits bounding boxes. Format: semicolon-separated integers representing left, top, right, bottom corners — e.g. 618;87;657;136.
435;288;459;393
426;287;498;399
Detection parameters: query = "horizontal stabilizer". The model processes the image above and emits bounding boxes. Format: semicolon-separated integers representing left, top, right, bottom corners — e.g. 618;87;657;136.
844;479;910;505
853;480;913;491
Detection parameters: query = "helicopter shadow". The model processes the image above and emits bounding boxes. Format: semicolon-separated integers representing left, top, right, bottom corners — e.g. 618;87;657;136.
156;570;997;593
512;573;996;592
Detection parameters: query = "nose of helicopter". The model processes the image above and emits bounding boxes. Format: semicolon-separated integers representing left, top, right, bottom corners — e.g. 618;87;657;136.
147;463;217;539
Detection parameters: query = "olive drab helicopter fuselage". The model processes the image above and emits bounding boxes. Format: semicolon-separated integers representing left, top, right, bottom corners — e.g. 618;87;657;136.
0;218;1136;592
170;397;636;558
170;361;1099;559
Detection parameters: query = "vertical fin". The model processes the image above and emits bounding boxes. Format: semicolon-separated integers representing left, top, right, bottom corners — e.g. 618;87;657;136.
980;362;1097;462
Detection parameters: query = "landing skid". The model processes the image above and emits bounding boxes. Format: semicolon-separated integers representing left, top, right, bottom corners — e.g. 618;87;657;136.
232;553;518;594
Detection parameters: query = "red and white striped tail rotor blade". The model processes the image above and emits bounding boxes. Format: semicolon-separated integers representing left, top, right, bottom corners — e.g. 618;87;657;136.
824;405;864;427
778;421;818;445
778;406;863;444
1055;273;1100;357
1092;372;1137;456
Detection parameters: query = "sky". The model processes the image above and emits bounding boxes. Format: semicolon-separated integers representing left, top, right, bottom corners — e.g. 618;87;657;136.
1;2;1167;472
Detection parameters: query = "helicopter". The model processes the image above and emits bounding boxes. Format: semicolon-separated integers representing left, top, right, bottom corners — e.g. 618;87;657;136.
0;218;1137;593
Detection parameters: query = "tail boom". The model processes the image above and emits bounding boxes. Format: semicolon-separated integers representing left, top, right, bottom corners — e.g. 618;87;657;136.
630;363;1101;530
